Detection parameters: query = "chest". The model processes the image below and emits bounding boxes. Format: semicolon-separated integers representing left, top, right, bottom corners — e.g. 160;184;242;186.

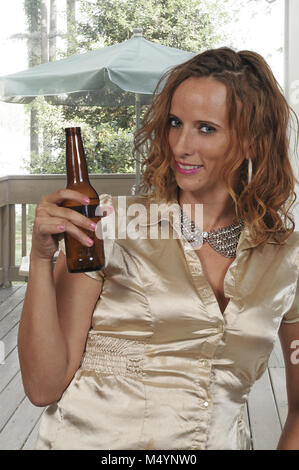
194;244;236;315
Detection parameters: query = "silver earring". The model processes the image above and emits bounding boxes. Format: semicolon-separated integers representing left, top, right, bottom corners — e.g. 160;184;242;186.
247;158;252;184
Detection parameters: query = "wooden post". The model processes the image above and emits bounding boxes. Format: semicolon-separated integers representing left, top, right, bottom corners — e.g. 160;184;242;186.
22;204;27;258
2;205;11;288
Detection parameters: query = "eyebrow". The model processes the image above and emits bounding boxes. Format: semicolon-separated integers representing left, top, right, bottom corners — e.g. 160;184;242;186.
169;113;223;129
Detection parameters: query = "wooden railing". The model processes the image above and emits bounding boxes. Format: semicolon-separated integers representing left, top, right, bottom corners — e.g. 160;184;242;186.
0;174;136;287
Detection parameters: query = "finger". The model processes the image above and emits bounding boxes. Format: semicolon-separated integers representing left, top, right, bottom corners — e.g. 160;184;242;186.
34;221;67;237
42;205;97;232
36;218;94;247
40;189;90;206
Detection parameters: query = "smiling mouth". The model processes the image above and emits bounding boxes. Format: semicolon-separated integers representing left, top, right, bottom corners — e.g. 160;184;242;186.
175;161;204;175
176;162;204;170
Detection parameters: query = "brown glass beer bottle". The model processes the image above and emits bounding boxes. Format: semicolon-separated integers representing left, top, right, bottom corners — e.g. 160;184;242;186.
62;127;105;273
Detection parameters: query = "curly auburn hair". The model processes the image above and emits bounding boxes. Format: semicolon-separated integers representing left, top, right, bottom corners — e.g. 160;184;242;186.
133;47;299;246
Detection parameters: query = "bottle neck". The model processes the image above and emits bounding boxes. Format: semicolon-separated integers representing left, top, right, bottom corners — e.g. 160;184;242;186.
66;132;90;186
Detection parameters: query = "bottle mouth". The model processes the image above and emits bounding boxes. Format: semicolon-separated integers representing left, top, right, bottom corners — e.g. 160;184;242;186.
65;127;81;135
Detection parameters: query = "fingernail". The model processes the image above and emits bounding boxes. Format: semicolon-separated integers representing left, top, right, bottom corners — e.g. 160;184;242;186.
90;222;97;230
57;225;65;231
83;197;90;204
86;237;94;245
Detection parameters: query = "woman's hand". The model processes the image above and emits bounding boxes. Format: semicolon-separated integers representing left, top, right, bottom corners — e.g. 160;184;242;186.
31;189;99;261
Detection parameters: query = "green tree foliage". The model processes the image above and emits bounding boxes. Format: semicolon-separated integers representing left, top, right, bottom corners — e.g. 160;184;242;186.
24;0;230;175
23;97;135;174
77;0;227;51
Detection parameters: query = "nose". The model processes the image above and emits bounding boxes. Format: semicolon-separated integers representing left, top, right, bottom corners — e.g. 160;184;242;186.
170;126;195;158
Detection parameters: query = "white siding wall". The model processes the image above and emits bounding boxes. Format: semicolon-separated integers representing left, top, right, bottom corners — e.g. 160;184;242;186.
284;0;299;230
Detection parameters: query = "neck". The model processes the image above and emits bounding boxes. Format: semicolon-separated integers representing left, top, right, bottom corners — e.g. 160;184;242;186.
178;188;238;232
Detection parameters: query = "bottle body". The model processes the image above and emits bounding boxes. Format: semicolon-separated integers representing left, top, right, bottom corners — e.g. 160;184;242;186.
63;128;105;273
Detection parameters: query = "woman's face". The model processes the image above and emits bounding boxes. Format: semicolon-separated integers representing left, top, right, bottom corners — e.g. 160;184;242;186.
168;76;237;196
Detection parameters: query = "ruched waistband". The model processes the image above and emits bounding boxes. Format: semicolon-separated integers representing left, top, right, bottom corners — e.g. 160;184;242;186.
80;333;147;378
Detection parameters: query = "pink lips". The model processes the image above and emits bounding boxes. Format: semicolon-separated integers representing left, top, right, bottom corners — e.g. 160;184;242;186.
175;161;204;175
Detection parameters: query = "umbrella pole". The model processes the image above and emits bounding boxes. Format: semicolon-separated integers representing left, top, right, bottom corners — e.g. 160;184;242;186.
135;93;141;190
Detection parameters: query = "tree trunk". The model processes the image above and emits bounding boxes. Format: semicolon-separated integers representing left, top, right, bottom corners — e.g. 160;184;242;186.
41;0;48;63
49;0;57;61
25;0;41;160
30;109;39;159
40;1;50;156
66;0;76;55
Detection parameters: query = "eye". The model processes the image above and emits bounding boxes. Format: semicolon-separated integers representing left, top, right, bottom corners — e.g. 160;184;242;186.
168;116;182;128
199;123;216;134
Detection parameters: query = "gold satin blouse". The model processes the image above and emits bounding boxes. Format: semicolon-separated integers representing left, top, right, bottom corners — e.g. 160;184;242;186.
35;193;299;450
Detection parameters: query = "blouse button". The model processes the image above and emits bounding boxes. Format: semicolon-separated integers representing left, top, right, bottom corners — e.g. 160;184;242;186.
199;359;209;368
199;399;210;409
217;322;224;333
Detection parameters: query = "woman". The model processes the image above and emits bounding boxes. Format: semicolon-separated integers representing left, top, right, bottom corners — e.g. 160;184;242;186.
18;47;299;450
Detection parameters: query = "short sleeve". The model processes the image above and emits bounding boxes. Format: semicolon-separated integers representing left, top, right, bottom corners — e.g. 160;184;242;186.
282;280;299;324
58;238;105;281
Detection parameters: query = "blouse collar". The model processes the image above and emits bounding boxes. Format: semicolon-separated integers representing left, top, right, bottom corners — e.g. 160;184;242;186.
132;194;288;251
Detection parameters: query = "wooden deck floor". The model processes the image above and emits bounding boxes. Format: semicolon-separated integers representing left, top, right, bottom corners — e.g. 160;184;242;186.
0;284;287;450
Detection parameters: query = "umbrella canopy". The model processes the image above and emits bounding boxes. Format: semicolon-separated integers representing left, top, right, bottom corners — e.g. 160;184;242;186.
0;30;195;106
0;29;195;188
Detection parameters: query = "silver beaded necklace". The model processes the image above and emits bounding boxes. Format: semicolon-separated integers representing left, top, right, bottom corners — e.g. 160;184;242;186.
180;207;245;258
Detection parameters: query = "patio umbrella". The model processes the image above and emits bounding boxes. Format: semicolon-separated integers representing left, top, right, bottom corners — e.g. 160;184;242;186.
0;29;195;186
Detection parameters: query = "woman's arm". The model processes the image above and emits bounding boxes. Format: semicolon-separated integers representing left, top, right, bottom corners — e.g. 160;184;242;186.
18;189;104;407
276;321;299;449
18;251;102;407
